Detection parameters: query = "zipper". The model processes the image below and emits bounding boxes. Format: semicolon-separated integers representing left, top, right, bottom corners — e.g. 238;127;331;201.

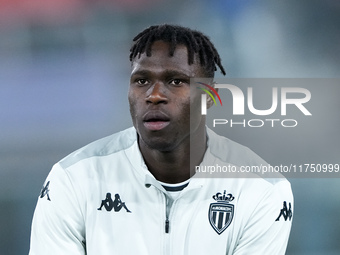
163;193;173;255
165;218;170;233
144;175;204;254
164;194;173;234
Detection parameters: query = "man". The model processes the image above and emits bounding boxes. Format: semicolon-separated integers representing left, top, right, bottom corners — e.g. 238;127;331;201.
29;24;293;254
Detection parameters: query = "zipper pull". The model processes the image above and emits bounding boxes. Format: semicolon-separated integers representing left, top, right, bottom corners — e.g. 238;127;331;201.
165;219;170;233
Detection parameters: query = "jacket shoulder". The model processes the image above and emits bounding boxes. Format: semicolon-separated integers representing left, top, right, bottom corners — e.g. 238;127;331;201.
206;128;289;185
59;127;136;169
207;128;267;167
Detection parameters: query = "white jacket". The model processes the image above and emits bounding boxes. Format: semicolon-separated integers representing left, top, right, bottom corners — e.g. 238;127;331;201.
29;127;293;255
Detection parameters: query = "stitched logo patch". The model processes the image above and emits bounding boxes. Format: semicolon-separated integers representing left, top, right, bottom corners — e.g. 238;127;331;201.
208;190;234;235
275;201;292;221
40;181;51;201
97;193;131;213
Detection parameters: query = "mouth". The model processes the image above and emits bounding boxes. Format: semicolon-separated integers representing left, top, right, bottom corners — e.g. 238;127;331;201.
142;111;170;131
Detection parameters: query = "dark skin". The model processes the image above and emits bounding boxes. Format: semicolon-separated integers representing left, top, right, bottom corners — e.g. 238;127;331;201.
128;41;214;184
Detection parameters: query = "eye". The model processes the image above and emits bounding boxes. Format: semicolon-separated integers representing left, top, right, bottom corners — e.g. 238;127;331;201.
136;79;149;86
169;79;183;86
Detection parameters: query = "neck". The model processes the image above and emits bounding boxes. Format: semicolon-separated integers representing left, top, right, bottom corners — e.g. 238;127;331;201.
138;126;207;184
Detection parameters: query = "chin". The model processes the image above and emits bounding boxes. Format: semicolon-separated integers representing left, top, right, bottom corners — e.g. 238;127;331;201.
137;125;190;152
143;138;178;152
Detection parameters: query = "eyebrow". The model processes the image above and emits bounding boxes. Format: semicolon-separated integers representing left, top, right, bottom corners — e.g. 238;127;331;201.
130;70;152;77
131;69;191;79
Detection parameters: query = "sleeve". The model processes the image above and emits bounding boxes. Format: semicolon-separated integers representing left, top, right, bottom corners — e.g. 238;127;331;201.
233;180;294;255
29;163;86;255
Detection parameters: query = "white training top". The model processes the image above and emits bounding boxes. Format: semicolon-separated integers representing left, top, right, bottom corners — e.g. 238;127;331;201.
29;127;293;255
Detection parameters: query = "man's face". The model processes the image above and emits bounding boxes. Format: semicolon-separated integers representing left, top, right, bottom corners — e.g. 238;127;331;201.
129;41;206;152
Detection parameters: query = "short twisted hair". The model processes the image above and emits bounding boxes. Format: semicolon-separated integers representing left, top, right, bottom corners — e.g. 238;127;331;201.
129;24;226;77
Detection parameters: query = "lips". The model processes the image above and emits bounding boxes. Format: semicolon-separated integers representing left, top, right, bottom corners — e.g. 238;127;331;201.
143;111;170;131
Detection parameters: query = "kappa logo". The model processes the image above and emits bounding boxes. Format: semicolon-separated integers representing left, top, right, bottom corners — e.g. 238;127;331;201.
275;201;292;221
208;190;234;235
40;181;51;201
97;193;131;213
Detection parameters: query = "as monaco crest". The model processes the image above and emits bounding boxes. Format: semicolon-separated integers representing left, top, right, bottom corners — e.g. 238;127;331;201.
208;190;235;235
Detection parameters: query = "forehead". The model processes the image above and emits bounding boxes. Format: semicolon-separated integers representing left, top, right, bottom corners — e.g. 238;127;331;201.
131;41;204;77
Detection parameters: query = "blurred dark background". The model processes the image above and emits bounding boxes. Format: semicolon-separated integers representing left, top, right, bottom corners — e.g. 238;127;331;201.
0;0;339;254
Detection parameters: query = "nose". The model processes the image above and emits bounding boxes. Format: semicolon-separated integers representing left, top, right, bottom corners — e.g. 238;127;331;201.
146;82;168;104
